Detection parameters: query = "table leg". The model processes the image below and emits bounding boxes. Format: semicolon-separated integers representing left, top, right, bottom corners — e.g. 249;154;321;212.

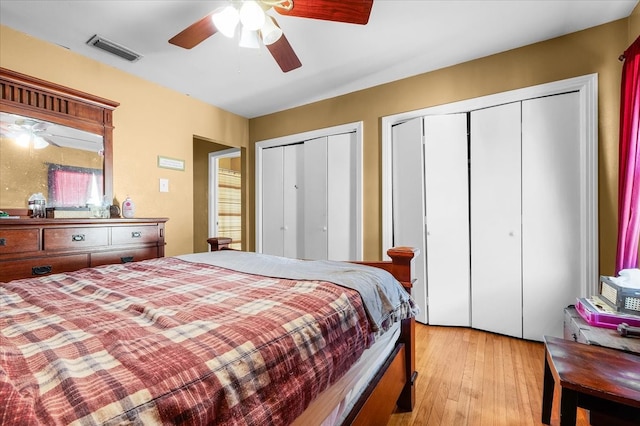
541;356;554;424
559;387;578;426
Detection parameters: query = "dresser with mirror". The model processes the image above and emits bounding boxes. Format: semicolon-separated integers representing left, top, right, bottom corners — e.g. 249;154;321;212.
0;68;167;282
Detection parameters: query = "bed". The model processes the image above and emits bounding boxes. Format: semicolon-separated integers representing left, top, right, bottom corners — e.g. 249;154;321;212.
0;240;418;425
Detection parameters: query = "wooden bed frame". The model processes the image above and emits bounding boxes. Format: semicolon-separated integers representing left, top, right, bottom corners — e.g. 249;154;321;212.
207;237;418;425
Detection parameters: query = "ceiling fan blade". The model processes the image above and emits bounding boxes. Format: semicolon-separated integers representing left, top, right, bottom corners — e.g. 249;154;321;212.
32;122;48;132
266;32;302;73
40;135;60;147
274;0;373;25
169;13;218;49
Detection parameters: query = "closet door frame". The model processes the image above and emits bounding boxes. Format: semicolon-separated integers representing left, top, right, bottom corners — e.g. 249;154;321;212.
381;74;599;298
255;121;364;259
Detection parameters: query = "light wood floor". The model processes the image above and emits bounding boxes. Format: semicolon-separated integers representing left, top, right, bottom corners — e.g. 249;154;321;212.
388;324;590;426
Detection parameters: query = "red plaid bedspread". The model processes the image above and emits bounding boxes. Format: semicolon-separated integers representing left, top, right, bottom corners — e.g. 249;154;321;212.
0;257;374;425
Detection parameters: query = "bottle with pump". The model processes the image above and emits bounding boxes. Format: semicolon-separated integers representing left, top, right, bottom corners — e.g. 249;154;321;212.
122;196;135;218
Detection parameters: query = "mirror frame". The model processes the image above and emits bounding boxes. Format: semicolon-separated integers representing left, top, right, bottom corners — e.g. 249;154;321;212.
0;67;119;206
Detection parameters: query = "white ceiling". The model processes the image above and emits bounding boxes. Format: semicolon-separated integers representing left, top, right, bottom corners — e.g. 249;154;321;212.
1;1;637;118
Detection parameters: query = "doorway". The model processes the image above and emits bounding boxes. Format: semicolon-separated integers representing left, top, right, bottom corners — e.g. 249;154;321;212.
255;122;363;260
209;148;242;250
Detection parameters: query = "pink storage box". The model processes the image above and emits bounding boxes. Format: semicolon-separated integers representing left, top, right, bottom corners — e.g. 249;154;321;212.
575;297;640;329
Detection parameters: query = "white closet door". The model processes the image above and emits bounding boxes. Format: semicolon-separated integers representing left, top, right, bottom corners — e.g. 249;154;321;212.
392;118;428;324
262;147;284;256
424;113;470;326
304;136;328;260
522;92;581;340
283;144;304;259
327;132;357;261
471;102;523;338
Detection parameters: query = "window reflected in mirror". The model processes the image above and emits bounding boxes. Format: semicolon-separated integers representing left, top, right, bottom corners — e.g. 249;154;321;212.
0;112;105;209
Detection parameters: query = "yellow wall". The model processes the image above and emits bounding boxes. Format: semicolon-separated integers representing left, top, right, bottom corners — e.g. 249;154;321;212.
630;3;640;43
249;17;638;275
0;25;249;256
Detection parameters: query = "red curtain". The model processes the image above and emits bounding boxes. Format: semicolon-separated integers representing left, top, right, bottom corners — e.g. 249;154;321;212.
616;35;640;273
51;170;103;207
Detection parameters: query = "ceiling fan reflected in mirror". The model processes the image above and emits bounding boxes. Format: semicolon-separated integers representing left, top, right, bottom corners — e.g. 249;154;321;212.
168;0;374;72
0;116;53;149
0;112;103;152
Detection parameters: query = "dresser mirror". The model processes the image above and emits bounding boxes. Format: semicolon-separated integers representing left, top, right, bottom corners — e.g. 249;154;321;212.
0;67;118;213
1;111;105;209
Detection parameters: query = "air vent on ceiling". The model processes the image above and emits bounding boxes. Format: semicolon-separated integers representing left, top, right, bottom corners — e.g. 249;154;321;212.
86;35;142;62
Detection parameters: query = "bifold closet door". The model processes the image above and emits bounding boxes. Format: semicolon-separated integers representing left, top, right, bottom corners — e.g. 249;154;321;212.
261;147;284;256
424;113;470;326
261;144;303;258
327;132;357;261
303;134;357;261
304;137;329;260
470;102;523;338
521;92;581;340
391;117;428;324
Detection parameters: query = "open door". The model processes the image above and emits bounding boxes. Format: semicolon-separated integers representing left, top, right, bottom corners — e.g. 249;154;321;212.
209;148;242;250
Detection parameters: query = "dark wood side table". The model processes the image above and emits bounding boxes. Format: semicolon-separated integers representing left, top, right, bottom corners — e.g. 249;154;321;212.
541;335;640;426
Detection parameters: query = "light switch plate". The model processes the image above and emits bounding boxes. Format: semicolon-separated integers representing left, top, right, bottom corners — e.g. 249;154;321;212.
159;178;169;192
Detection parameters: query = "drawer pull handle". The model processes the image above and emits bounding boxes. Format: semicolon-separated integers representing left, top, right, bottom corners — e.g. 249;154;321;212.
0;238;5;246
131;231;142;238
32;265;52;275
121;256;134;263
72;234;85;242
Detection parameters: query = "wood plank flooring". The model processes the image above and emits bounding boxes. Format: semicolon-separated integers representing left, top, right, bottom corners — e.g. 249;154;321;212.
388;324;590;426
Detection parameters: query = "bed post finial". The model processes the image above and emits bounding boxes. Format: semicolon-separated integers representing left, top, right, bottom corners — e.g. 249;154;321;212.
207;237;232;251
386;246;418;293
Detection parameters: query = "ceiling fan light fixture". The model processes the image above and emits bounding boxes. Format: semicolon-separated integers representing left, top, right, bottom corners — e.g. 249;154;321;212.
15;132;30;148
14;132;48;149
239;27;260;48
212;5;240;38
260;15;283;45
239;1;265;31
32;135;49;150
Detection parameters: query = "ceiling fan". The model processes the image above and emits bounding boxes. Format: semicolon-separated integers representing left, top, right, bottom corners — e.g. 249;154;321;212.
0;112;103;152
168;0;374;72
0;116;55;149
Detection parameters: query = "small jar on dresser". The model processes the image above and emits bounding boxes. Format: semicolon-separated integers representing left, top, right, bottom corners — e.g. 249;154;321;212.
0;217;168;282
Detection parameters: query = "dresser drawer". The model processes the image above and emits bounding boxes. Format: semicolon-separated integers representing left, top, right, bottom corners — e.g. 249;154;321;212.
91;247;159;267
111;225;159;245
563;307;585;343
44;227;109;250
0;254;89;282
0;229;39;254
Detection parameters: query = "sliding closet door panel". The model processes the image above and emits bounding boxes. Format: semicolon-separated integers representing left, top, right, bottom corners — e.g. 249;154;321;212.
283;144;304;259
392;117;428;324
262;147;284;256
424;113;470;326
471;102;522;338
304;136;328;260
327;132;357;261
522;92;581;340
